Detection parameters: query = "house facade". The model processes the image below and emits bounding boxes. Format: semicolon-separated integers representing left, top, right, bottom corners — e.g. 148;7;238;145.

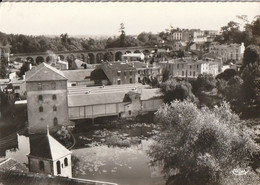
100;62;137;85
159;58;219;79
209;42;245;62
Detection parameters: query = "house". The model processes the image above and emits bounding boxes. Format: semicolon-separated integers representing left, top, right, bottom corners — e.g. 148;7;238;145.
209;42;245;63
131;61;161;83
27;129;72;178
100;62;137;85
25;63;70;134
159;57;219;79
63;69;95;87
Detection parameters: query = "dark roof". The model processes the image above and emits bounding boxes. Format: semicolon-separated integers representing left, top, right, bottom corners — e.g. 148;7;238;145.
90;68;109;81
29;133;71;160
0;170;100;185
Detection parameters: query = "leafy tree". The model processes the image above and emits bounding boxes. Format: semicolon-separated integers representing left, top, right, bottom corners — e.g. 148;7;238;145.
160;78;197;103
193;74;216;95
18;62;30;77
216;69;237;81
119;23;126;47
148;100;259;185
240;45;260;104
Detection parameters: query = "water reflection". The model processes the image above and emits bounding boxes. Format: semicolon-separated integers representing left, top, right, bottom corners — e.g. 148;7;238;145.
0;123;165;185
73;139;164;185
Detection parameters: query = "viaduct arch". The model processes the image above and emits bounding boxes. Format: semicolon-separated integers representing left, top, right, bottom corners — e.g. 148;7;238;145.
10;47;156;65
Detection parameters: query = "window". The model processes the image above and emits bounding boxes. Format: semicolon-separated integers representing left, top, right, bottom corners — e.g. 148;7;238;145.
124;71;127;76
52;94;57;100
193;71;195;76
64;158;68;167
39;161;44;171
51;81;56;89
54;117;58;126
177;64;179;69
129;78;133;84
190;65;192;69
117;80;121;85
182;71;184;76
14;86;20;90
39;106;43;112
138;70;140;74
128;110;132;115
38;83;42;90
129;71;132;76
117;71;121;76
138;77;141;83
53;105;57;111
38;95;43;101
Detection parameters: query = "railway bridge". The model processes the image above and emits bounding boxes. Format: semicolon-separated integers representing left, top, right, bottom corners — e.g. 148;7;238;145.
10;46;157;64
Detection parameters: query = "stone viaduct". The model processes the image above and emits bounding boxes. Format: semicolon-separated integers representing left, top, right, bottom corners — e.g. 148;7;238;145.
10;46;156;64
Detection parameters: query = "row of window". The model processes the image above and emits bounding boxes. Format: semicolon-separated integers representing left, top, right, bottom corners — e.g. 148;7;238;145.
37;82;56;90
38;94;57;101
39;105;57;112
39;158;68;172
118;71;133;76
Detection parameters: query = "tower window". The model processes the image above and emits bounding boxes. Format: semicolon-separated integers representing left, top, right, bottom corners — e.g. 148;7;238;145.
39;161;44;171
38;83;42;90
64;158;68;167
39;106;43;112
128;110;132;115
54;117;58;126
38;95;43;101
52;94;57;100
53;105;57;111
51;81;56;89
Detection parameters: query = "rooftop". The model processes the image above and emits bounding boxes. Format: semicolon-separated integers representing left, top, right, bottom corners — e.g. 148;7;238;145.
63;69;94;82
28;132;71;161
26;63;67;82
0;170;117;185
102;62;136;71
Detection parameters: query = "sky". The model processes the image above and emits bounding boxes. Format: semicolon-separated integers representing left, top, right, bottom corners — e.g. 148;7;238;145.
0;2;259;36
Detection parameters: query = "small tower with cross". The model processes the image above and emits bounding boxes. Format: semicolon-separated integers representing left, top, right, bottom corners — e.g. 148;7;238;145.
27;126;72;177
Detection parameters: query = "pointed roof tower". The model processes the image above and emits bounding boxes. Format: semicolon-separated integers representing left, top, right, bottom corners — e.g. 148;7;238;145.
28;131;71;161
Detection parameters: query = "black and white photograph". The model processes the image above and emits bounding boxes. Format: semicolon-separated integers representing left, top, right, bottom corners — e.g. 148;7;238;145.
0;2;260;185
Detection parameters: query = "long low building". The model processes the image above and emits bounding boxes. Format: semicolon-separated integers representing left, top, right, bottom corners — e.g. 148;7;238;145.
68;87;163;120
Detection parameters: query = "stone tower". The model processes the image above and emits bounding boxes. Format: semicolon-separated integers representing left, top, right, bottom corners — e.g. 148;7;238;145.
25;63;70;134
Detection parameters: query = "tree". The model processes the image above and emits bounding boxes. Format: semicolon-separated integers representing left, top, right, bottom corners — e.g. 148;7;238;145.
216;69;237;81
240;45;260;104
148;100;259;185
160;79;197;103
119;23;126;47
193;74;216;95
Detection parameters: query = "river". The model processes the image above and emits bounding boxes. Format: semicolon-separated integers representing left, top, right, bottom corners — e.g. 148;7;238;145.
0;122;165;185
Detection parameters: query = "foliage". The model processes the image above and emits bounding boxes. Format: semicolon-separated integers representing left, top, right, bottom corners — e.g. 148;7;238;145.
215;17;260;47
160;78;197;103
240;45;260;104
216;69;237;81
148;100;259;185
17;62;30;77
192;74;216;95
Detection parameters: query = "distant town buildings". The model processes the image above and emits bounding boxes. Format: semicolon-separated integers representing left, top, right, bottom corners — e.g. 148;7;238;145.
159;57;219;78
209;42;245;63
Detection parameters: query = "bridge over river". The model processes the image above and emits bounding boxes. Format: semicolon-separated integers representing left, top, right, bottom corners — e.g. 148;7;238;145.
10;46;156;65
